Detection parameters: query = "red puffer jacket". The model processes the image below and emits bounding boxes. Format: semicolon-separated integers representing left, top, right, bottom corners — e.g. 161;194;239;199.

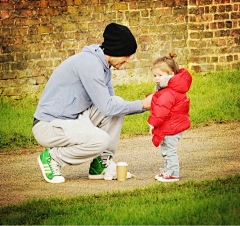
148;68;192;147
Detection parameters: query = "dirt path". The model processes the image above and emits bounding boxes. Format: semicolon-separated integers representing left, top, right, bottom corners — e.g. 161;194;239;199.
0;122;239;207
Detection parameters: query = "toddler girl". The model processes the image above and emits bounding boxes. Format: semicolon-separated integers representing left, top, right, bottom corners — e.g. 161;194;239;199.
148;53;192;182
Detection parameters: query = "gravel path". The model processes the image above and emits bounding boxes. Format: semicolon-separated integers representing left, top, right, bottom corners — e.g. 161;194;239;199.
0;122;239;207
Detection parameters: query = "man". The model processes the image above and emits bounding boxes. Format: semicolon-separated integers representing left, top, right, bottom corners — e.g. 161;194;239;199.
32;23;153;183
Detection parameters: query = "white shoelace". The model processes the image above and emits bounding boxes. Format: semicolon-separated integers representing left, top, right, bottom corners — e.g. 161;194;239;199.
48;157;61;176
102;156;110;166
162;172;170;177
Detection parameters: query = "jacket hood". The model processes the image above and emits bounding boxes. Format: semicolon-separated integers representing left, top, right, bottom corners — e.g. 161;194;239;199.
168;68;192;93
82;44;109;71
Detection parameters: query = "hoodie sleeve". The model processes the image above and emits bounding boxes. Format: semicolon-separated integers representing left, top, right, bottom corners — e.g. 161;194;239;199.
106;76;115;96
76;55;143;116
148;91;175;128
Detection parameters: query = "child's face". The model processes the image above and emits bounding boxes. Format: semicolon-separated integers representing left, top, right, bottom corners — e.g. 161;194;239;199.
152;68;171;85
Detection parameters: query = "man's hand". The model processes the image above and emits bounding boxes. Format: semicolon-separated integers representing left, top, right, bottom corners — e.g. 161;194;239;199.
141;93;153;109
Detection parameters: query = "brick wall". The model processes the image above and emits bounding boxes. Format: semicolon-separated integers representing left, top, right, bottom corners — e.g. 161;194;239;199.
0;0;239;98
188;0;240;72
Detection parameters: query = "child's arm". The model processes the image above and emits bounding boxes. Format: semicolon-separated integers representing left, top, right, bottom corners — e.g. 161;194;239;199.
148;91;175;128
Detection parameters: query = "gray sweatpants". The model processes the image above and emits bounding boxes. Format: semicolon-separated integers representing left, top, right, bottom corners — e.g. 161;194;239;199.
159;132;183;177
32;96;124;167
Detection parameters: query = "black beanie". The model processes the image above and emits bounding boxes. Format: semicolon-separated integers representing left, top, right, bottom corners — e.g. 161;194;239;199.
102;23;137;57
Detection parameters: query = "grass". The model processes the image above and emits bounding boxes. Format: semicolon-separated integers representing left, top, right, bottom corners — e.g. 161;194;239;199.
0;69;239;149
187;70;240;126
0;175;239;225
0;97;38;150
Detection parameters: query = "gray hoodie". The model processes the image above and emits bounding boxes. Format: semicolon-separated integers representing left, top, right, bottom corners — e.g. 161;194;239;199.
34;44;143;121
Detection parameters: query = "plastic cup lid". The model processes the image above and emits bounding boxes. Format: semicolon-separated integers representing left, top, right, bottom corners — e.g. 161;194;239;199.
116;162;128;166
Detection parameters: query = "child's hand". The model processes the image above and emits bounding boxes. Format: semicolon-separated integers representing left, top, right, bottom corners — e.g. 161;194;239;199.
149;127;153;135
148;123;154;135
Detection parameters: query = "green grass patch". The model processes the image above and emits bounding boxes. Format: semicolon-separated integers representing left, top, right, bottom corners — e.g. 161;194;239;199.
0;97;38;150
188;70;240;126
0;175;239;225
0;69;239;149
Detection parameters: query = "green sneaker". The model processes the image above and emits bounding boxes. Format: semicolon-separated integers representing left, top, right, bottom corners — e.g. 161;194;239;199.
88;156;109;179
37;149;65;183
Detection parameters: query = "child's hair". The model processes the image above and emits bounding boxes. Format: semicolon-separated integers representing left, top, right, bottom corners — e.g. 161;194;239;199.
152;53;179;75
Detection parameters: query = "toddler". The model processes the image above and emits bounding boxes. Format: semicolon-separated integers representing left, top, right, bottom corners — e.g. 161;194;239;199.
148;53;192;182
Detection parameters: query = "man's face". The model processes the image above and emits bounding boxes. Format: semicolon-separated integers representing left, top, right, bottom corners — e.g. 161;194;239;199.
108;55;131;69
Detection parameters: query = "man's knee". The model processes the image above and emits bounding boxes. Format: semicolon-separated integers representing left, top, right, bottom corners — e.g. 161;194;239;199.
94;130;111;153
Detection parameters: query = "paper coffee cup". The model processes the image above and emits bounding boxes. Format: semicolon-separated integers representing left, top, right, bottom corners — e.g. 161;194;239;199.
117;162;128;182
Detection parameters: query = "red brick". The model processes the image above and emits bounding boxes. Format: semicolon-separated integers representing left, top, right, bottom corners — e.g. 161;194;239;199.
137;2;154;9
0;2;14;10
205;6;210;13
49;0;66;7
1;11;10;19
40;0;49;8
232;20;238;28
231;12;240;20
0;79;11;88
2;18;14;26
210;6;217;13
214;0;230;3
129;2;137;9
41;17;50;24
219;56;226;62
15;2;25;9
231;29;240;36
175;0;188;6
218;22;225;28
161;0;175;7
199;0;213;5
37;26;51;34
17;26;29;36
0;71;17;79
218;5;226;12
226;5;232;11
218;38;226;45
21;10;36;18
215;30;230;37
211;57;218;63
214;13;229;20
190;32;200;39
113;3;128;10
191;65;201;72
66;0;75;6
189;0;197;5
15;37;23;44
189;57;199;63
225;21;232;28
202;14;214;22
226;55;233;62
233;4;239;11
189;24;204;30
36;76;48;84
